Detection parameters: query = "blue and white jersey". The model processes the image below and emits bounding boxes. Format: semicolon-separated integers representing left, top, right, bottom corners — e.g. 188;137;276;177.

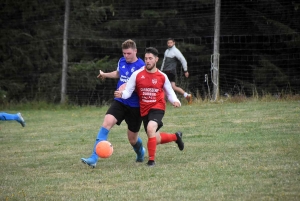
115;57;145;107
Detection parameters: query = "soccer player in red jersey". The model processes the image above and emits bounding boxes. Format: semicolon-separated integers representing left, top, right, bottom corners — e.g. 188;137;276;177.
114;47;184;166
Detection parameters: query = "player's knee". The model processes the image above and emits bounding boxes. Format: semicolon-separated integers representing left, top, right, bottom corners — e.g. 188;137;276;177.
127;131;138;145
146;127;156;137
128;138;136;145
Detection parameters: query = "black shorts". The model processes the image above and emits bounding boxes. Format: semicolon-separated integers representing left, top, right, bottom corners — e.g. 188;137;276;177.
106;100;142;133
163;71;176;82
141;109;165;133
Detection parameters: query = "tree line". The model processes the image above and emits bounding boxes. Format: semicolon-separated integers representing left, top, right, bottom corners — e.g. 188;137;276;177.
0;0;299;105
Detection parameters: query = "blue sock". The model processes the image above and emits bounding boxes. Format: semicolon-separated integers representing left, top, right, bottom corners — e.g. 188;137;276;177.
90;127;109;160
0;112;17;121
133;137;143;154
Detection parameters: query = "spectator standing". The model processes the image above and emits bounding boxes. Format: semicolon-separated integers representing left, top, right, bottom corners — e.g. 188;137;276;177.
161;38;192;104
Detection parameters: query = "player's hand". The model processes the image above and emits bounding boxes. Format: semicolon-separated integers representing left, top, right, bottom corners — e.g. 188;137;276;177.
184;71;189;78
114;90;122;98
172;102;181;108
97;70;105;80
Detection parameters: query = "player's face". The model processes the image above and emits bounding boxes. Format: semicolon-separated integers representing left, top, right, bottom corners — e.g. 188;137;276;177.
123;48;137;63
144;53;158;72
167;40;175;48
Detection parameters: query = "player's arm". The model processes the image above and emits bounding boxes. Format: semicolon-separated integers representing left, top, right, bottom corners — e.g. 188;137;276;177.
98;58;121;80
97;70;119;80
174;49;188;70
160;50;168;71
175;49;189;77
114;71;137;99
163;75;181;107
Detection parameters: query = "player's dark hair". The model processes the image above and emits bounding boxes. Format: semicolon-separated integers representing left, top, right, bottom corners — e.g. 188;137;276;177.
122;39;137;49
145;47;159;57
167;38;175;42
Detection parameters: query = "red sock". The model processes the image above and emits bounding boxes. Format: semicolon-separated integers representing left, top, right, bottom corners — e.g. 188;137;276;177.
147;137;156;161
160;132;177;144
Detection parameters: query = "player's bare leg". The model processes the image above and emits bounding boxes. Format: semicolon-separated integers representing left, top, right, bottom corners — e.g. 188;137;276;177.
128;130;145;162
171;82;192;104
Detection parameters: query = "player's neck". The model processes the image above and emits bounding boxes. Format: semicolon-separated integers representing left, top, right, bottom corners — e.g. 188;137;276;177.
146;67;157;73
127;57;138;63
132;57;138;63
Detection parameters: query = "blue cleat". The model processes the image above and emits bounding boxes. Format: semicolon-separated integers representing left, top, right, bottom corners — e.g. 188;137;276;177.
136;147;145;162
17;113;26;127
81;157;97;168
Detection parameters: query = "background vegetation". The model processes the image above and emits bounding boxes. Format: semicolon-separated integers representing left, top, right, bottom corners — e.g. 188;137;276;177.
1;0;299;105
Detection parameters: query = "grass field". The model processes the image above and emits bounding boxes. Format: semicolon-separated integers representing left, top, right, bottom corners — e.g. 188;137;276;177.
1;100;300;200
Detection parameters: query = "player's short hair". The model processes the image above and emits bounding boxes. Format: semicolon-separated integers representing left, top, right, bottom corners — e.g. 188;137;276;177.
167;38;175;42
122;39;137;50
145;47;159;57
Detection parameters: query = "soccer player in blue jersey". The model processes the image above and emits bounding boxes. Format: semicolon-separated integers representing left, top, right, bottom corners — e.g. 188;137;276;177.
0;112;26;127
81;39;145;168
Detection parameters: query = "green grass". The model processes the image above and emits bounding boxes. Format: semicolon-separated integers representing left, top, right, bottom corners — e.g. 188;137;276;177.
1;100;300;200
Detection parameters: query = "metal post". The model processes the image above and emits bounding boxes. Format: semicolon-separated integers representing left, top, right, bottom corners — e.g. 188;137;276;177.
61;0;70;104
212;0;221;101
